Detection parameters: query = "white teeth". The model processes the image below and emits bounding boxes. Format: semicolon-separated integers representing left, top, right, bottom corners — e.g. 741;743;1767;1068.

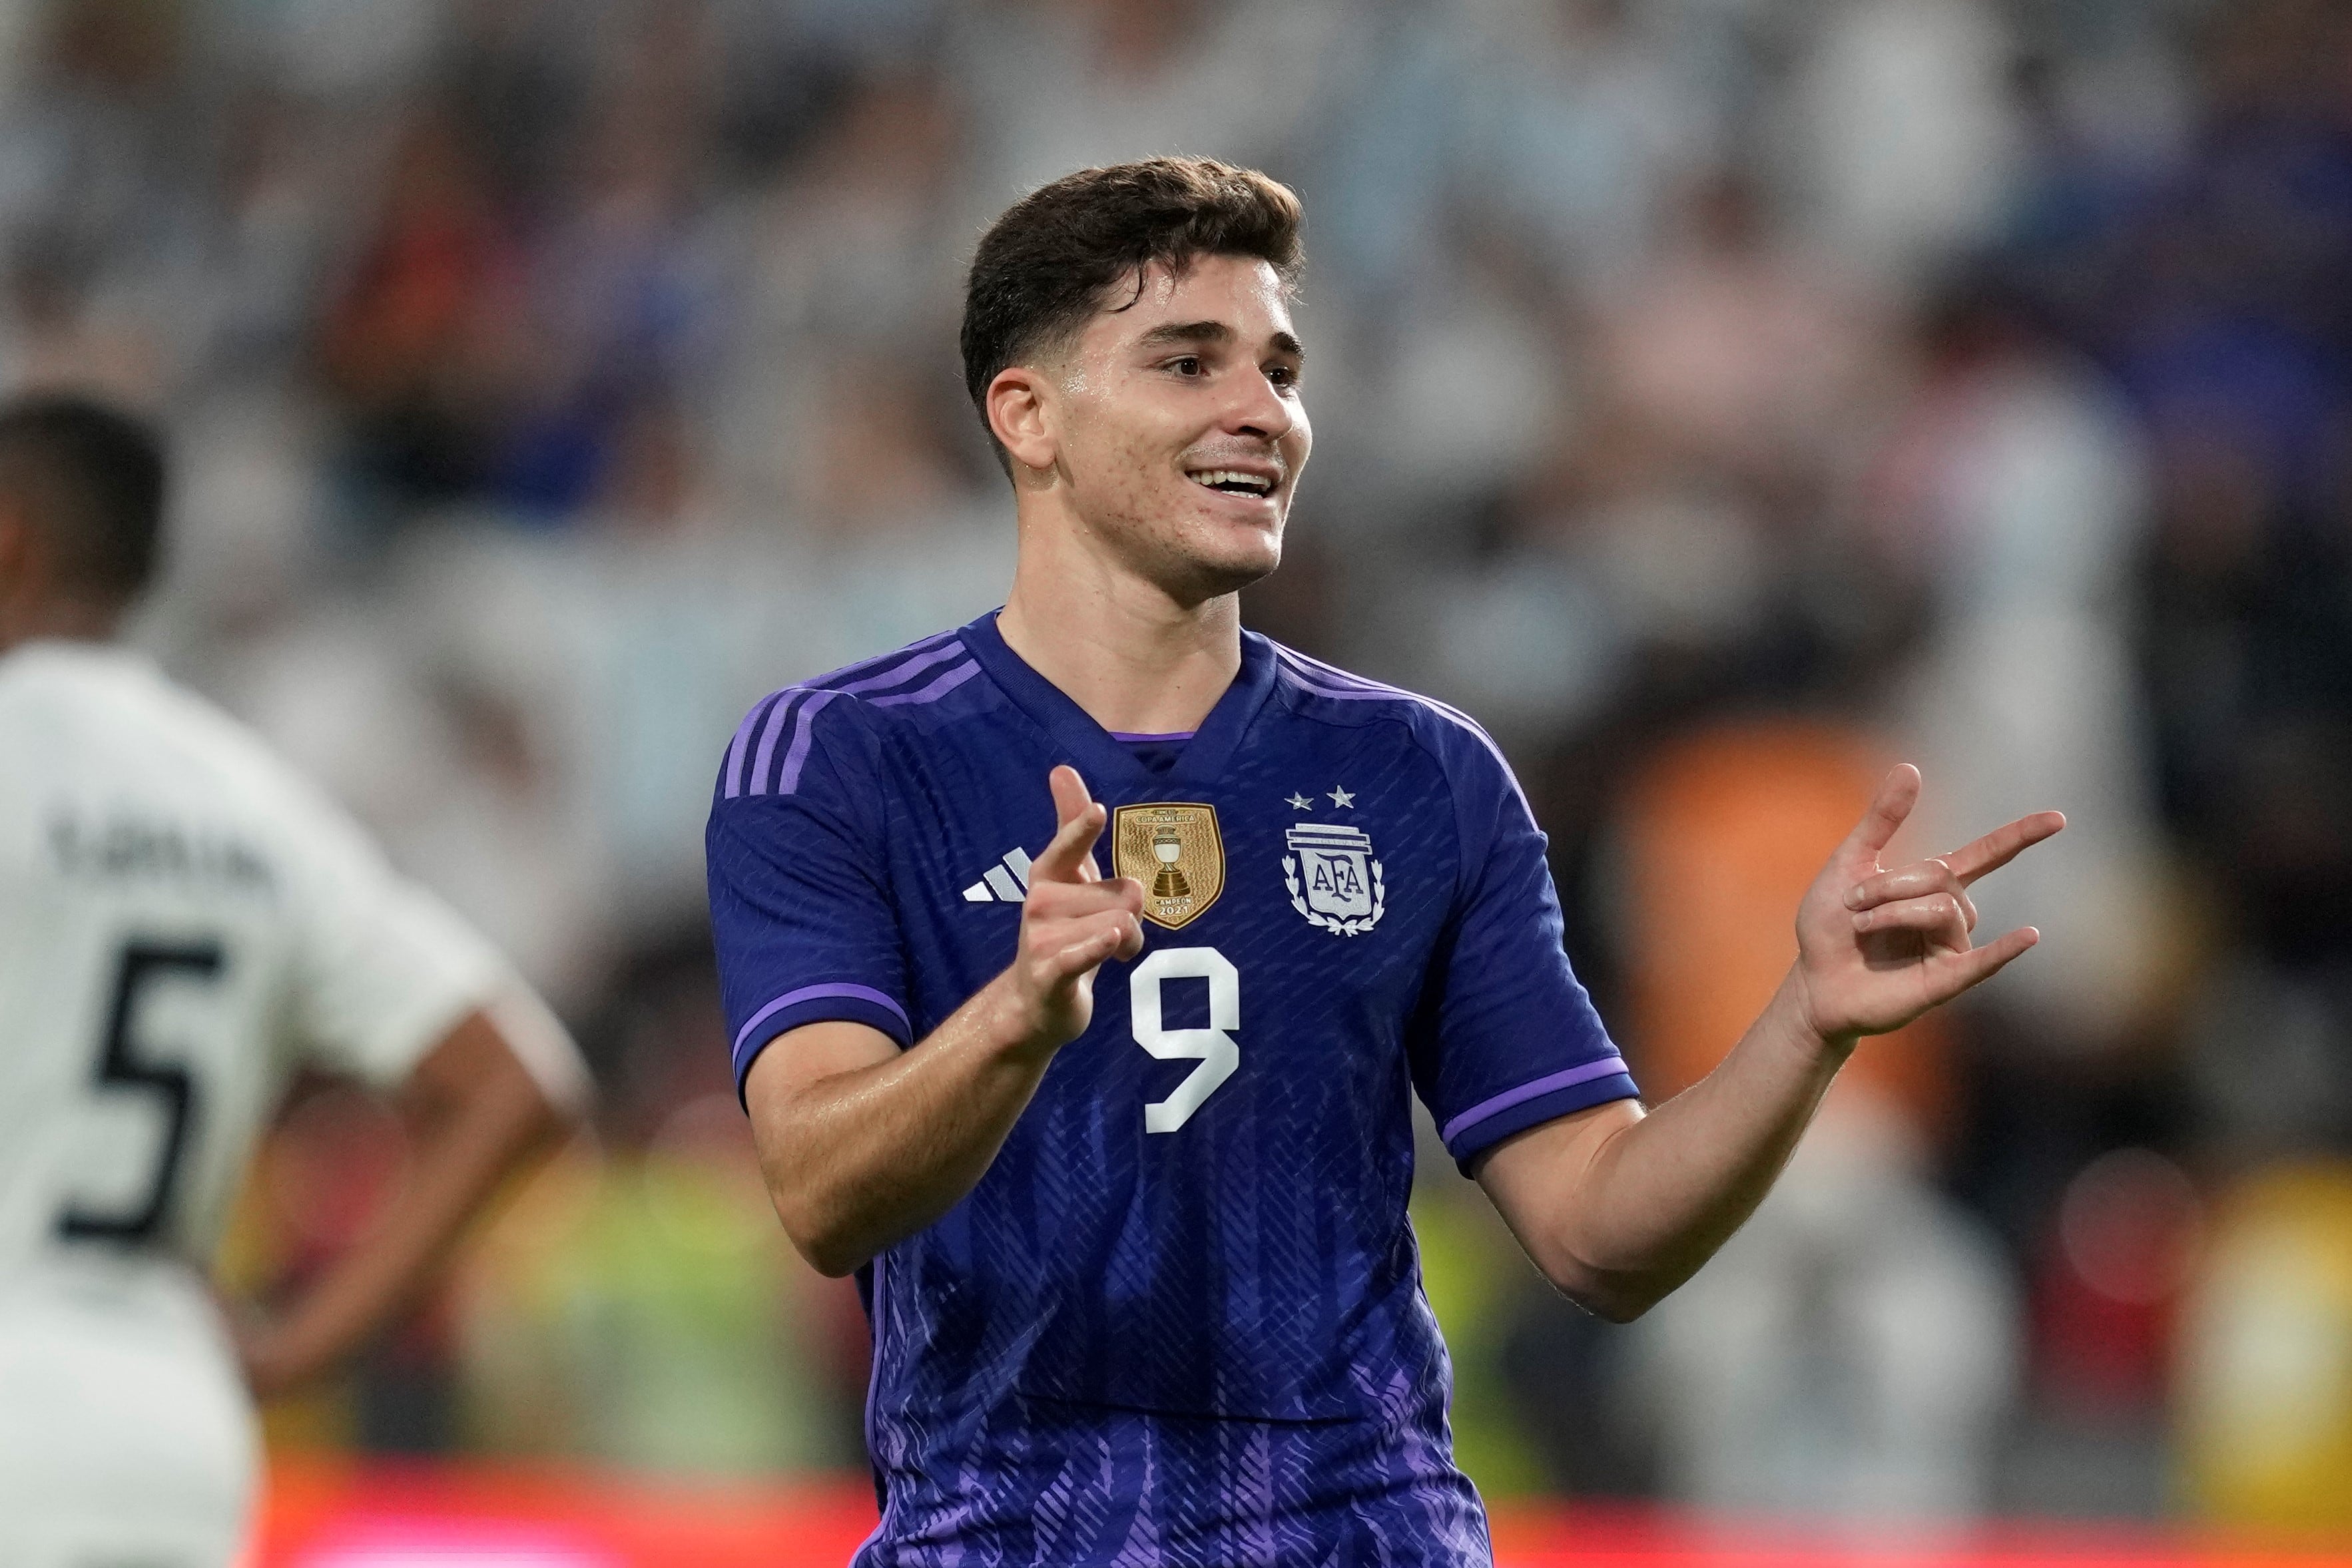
1189;469;1274;495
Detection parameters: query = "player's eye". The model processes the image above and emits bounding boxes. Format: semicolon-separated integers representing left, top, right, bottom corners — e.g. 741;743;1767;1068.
1267;363;1299;390
1165;356;1204;377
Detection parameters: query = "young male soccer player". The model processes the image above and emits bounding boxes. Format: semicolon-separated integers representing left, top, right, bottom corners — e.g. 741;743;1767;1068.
0;396;589;1567
707;158;2062;1563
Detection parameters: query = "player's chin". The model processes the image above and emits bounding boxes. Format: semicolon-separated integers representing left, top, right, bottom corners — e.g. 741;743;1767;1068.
1187;486;1285;543
1177;513;1283;594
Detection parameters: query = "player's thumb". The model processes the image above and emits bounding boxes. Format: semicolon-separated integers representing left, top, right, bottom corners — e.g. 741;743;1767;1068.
1840;763;1920;864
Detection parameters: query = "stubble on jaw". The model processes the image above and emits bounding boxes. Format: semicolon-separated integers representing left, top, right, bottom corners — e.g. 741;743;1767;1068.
1057;409;1284;607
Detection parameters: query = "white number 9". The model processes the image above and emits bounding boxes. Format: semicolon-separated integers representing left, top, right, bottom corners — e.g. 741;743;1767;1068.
1129;947;1239;1133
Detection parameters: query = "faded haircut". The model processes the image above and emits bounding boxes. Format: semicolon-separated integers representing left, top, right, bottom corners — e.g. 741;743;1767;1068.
960;156;1304;475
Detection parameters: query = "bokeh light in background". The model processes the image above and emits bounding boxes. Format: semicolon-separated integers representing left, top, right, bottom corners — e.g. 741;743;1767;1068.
12;0;2352;1549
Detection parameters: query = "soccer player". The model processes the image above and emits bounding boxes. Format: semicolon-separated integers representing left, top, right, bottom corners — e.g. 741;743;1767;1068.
707;158;2062;1563
0;396;589;1568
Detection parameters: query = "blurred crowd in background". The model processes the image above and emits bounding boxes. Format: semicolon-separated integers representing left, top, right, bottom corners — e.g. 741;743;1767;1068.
7;0;2352;1531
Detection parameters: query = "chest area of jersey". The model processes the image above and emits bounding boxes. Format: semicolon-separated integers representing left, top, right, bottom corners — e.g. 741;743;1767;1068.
888;722;1456;1035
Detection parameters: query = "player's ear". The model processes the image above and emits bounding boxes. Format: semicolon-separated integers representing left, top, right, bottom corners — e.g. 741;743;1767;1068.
986;365;1059;480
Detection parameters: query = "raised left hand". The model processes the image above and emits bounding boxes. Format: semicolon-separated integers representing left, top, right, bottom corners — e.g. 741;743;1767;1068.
1790;764;2064;1045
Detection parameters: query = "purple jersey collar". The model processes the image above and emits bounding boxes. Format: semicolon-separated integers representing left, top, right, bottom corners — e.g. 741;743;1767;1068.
960;608;1277;791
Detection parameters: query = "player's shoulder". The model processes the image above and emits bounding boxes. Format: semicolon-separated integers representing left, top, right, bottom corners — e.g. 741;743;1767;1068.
718;625;995;804
1258;635;1513;778
0;641;246;777
0;641;372;854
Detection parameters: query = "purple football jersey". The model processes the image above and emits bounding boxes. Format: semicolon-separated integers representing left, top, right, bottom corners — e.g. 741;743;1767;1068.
707;611;1637;1565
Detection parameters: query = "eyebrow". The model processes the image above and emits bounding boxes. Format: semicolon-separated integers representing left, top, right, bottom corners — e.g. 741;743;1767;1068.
1135;320;1306;362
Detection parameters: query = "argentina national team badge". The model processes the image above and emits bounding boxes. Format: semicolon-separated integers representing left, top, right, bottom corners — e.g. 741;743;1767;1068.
1285;823;1385;936
1112;803;1226;929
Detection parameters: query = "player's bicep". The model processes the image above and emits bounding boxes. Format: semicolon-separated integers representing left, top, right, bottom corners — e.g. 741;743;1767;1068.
1474;1096;1643;1220
742;1019;900;1136
1473;1096;1645;1297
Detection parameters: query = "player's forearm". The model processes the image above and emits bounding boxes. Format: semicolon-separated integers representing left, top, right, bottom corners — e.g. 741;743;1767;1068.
748;773;1141;1276
242;1012;569;1393
1540;973;1849;1318
752;976;1061;1278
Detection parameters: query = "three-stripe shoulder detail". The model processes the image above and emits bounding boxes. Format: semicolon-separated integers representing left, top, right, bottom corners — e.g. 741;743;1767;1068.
1269;645;1530;816
723;635;983;800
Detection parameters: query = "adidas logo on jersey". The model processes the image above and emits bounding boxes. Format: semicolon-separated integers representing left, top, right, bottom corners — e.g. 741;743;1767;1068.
962;848;1033;904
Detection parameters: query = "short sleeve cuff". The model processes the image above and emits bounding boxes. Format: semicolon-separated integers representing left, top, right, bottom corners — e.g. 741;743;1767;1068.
732;981;913;1103
330;892;509;1089
1442;1057;1641;1173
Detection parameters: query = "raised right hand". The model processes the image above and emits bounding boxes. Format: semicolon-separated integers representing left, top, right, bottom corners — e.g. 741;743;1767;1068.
1000;765;1145;1053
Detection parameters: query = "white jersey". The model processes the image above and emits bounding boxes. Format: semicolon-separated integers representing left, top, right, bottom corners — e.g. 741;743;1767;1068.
0;639;577;1567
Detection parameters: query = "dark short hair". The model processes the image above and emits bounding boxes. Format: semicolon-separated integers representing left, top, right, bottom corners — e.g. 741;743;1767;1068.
960;156;1304;472
0;393;165;605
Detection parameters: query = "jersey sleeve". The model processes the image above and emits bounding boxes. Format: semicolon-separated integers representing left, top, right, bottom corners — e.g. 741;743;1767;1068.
706;690;910;1103
1408;725;1639;1173
281;798;515;1091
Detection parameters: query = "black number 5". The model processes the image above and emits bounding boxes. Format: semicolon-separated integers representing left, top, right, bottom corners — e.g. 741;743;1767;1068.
57;941;223;1243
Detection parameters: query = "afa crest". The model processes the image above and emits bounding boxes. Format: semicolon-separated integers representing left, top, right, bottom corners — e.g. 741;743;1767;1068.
1285;823;1385;936
1112;803;1226;929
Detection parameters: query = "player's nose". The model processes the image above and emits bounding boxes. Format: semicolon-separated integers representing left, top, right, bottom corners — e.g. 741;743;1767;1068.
1220;367;1296;445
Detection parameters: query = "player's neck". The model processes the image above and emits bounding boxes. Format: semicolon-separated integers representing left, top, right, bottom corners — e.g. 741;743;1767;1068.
998;557;1241;738
0;595;122;654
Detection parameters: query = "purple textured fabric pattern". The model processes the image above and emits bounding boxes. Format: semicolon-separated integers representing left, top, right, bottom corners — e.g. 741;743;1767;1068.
1272;647;1534;816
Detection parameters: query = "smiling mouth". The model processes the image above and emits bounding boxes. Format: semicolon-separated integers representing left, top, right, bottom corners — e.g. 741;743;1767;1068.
1187;468;1277;499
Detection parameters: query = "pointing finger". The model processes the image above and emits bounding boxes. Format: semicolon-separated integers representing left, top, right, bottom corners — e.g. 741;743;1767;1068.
1943;810;2067;887
1048;765;1091;832
1840;764;1922;864
1033;804;1105;886
1033;766;1105;884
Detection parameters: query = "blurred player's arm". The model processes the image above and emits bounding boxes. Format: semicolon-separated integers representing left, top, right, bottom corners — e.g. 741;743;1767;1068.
1476;764;2062;1324
744;766;1143;1278
237;999;580;1396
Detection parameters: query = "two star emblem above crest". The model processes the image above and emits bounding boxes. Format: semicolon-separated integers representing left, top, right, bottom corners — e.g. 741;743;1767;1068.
1286;787;1354;810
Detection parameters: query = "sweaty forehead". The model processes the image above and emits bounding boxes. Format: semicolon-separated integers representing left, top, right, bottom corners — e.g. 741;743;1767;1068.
1084;254;1295;354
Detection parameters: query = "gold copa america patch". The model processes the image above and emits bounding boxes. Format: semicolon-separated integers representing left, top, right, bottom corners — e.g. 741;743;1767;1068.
1111;802;1225;929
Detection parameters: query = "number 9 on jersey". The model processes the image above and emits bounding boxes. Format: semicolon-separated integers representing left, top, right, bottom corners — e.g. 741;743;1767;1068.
1129;947;1239;1133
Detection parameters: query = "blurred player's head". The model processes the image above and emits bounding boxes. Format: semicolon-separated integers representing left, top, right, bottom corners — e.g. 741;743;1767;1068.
964;157;1309;605
0;393;164;647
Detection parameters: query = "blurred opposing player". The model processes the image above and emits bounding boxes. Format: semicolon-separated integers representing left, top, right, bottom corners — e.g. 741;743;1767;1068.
0;396;590;1568
709;159;2063;1563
